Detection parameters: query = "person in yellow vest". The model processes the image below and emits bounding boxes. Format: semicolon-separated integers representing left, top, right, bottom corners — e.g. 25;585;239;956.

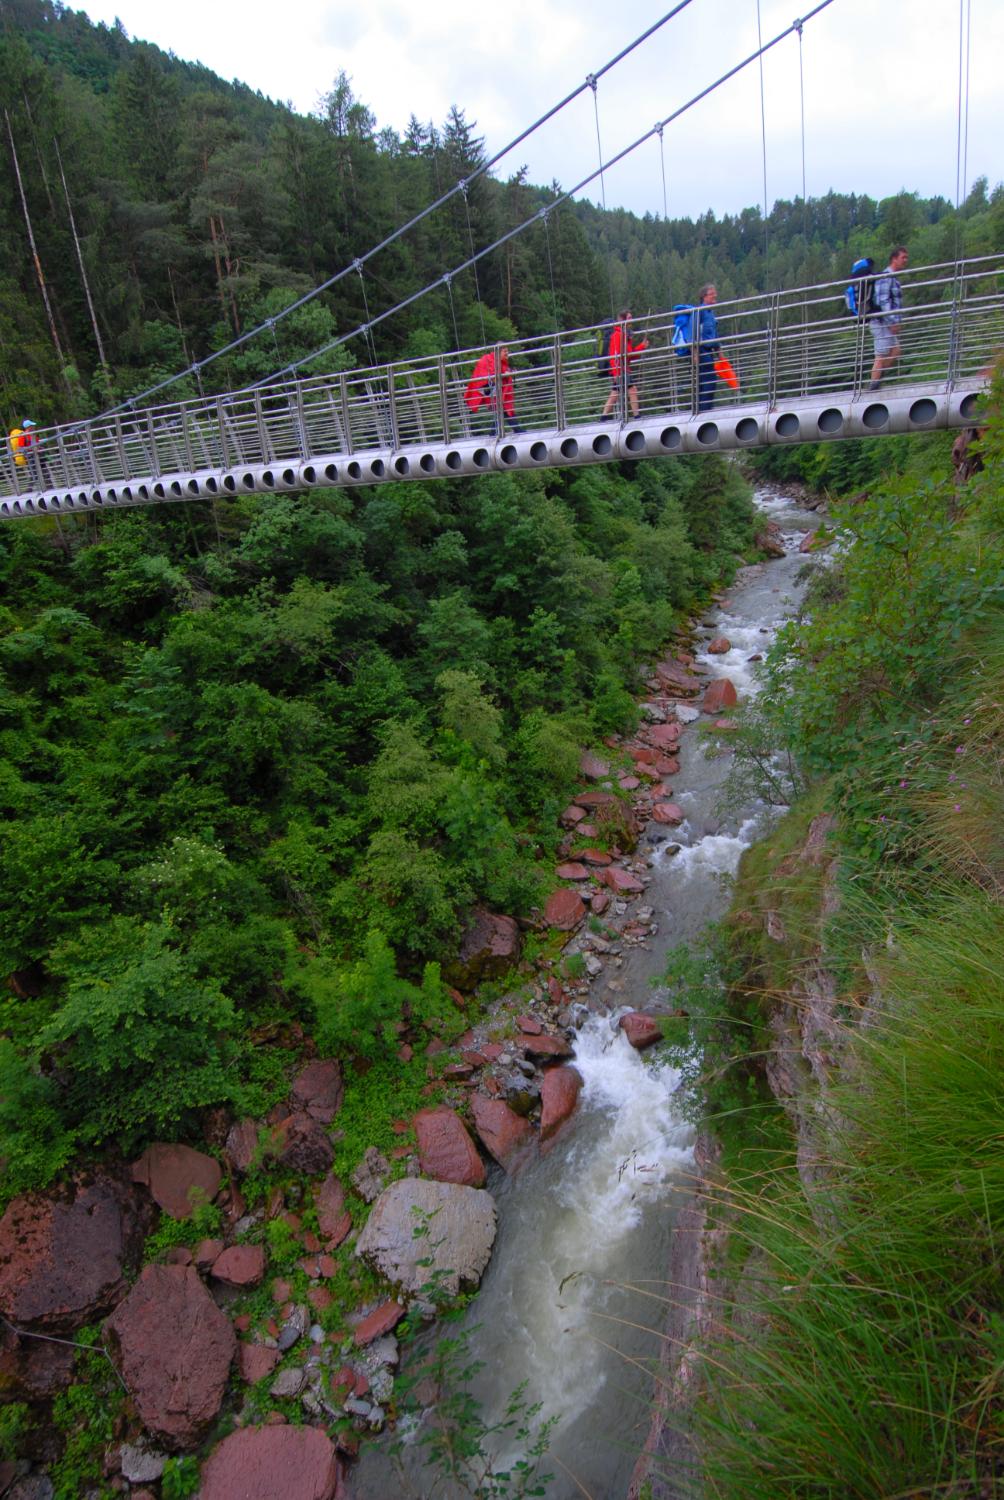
8;419;40;484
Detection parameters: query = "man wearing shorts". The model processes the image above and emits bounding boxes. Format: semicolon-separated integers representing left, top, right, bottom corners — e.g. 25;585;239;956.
869;246;909;388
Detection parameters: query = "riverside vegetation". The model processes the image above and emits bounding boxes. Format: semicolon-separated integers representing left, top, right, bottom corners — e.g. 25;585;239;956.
646;387;1004;1498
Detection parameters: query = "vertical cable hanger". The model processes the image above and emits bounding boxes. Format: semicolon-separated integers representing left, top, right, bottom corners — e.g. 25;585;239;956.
541;208;560;333
354;259;379;366
443;272;462;352
588;74;617;315
655;121;672;305
795;18;808;248
460;181;487;345
755;0;770;288
954;0;973;260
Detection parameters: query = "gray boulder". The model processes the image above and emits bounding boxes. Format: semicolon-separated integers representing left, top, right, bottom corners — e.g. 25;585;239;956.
355;1179;496;1296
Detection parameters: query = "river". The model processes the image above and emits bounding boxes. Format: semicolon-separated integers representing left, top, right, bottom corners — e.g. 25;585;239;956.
354;484;823;1499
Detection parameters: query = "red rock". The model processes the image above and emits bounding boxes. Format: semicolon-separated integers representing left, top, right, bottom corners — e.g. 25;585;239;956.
271;1278;292;1305
619;1013;664;1049
290;1059;344;1123
702;678;738;714
0;1176;143;1334
353;1300;405;1346
631;746;657;765
655;755;680;776
271;1112;334;1175
308;1286;332;1312
331;1365;354;1399
0;1320;75;1400
654;661;702;695
233;1314;251;1333
239;1343;281;1383
618;776;640;791
105;1264;235;1448
164;1246;193;1266
573;790;619;808
199;1426;343;1500
756;526;786;558
555;862;590;880
194;1239;224;1273
481;1043;503;1061
576;847;612;866
303;1231;322;1253
591;890;611;915
516;1015;543;1035
483;1076;503;1097
470;1095;535;1171
652;802;685;826
353;1371;370;1396
318;1254;338;1278
543;888;585;931
225;1119;261;1176
577;823;599;838
647;722;682;749
547;977;566;1005
397;1044;413;1063
560;805;587;827
281;1210;301;1231
448;908;522;989
425;1038;446;1057
212;1245;266;1289
462;1049;487;1068
132;1143;222;1221
799;529;819;553
707;636;731;654
520;1033;572;1059
540;1067;584;1142
600;866;645;894
414;1108;485;1187
443;1062;474;1080
715;718;740;732
316;1175;352;1246
579;752;610;780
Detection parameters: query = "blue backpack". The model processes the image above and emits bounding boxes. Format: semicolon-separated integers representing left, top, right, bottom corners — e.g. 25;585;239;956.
671;304;695;357
596;318;615;376
844;257;877;316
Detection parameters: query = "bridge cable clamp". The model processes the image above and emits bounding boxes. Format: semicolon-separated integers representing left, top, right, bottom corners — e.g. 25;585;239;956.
586;73;598;93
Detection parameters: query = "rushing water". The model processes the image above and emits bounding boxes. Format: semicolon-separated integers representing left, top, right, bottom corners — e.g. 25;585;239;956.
354;485;823;1499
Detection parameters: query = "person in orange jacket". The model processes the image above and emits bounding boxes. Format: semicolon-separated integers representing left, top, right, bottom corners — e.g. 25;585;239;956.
8;418;41;484
464;346;522;435
602;310;648;419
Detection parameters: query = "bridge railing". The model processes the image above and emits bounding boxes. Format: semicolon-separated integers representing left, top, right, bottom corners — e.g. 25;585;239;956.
3;255;1003;502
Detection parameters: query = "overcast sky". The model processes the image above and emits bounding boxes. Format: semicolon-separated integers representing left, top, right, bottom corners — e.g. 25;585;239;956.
78;0;1001;222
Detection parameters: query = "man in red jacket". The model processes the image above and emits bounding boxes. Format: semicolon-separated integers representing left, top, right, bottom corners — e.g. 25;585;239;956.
464;346;522;435
602;311;648;419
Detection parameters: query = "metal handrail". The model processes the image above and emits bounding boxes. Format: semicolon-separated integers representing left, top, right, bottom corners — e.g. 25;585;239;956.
3;255;1002;507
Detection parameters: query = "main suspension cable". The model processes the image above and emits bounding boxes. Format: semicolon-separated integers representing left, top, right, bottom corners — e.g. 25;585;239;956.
96;0;698;419
257;2;836;389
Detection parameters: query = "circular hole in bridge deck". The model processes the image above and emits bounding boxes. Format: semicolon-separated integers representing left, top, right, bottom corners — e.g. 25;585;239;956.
205;477;219;494
960;392;980;419
241;473;255;490
223;475;237;493
261;470;275;486
697;422;719;446
817;407;843;434
37;498;47;511
499;445;518;466
394;456;410;476
169;482;182;497
660;427;682;450
138;485;150;500
735;417;759;442
530;441;547;462
909;398;938;425
369;460;385;479
473;448;490;469
77;491;90;505
121;487;133;501
302;465;317;484
592;433;613;456
624;429;645;453
560;437;579;459
93;490;106;504
346;461;362;480
419;454;436;474
445;451;462;471
323;464;338;482
775;412;800;438
862;403;888;430
187;480;200;495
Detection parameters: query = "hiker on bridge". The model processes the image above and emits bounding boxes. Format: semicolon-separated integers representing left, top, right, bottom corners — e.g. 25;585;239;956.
7;419;42;485
693;285;723;412
465;346;522;435
602;310;648;420
869;246;909;389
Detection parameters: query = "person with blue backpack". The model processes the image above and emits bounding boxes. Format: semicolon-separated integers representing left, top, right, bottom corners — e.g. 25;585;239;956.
672;285;722;412
869;245;909;388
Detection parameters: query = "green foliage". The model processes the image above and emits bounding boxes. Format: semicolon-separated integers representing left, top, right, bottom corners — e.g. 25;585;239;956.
161;1457;201;1500
0;1039;75;1204
39;918;239;1146
144;1197;224;1259
0;1402;30;1463
50;1330;122;1500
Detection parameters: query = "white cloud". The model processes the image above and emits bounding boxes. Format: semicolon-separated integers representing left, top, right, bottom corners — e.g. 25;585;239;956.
77;0;1002;218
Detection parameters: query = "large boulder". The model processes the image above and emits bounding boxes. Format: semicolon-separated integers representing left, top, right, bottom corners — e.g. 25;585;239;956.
211;1245;266;1288
599;866;645;895
540;1066;583;1142
104;1264;235;1450
290;1059;344;1123
315;1174;353;1247
272;1112;334;1175
199;1426;344;1500
414;1108;485;1187
356;1179;496;1296
470;1095;535;1172
543;887;586;930
619;1012;664;1049
131;1144;221;1220
702;679;738;715
0;1175;144;1334
446;909;522;989
224;1119;261;1176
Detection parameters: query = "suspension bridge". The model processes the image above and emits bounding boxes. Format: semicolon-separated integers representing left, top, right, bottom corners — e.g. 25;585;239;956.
2;0;995;524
